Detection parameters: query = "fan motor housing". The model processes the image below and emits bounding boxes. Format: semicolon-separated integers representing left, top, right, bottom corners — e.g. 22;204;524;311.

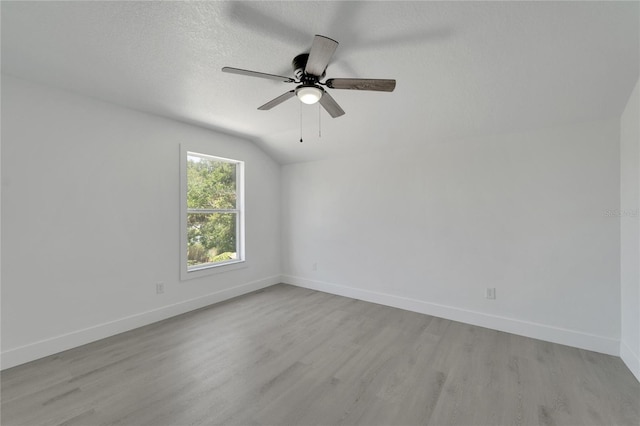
292;53;325;82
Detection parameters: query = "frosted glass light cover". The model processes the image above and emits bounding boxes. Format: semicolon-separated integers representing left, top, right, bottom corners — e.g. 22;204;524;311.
296;86;322;104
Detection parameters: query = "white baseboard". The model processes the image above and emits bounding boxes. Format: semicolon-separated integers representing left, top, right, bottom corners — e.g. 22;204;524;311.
3;274;626;372
282;275;620;357
620;341;640;382
1;275;281;370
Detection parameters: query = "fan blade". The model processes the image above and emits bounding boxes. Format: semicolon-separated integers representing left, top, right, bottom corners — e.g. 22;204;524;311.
305;35;338;77
258;90;296;110
319;91;345;118
222;67;295;83
325;78;396;92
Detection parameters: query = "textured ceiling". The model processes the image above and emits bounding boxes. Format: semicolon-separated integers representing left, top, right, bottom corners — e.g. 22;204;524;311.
2;1;639;164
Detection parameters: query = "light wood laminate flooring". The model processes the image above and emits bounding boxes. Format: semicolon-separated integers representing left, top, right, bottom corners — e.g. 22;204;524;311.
2;284;639;425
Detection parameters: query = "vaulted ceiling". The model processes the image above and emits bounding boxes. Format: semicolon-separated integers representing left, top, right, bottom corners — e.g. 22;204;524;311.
2;1;638;164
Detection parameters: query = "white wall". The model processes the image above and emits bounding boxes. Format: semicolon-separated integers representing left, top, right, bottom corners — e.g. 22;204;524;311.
1;75;281;369
620;78;640;381
282;119;621;355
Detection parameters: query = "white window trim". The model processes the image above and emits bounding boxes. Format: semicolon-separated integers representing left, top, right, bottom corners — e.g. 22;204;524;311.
180;145;246;281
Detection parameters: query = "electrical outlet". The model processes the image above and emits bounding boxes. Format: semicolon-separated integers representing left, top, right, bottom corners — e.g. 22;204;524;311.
312;262;318;271
485;287;496;300
156;282;165;295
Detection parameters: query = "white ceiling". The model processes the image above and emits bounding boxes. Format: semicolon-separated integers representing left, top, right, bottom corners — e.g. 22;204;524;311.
2;1;638;164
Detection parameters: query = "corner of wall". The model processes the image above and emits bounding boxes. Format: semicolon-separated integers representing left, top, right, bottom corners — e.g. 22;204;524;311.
619;76;640;382
620;341;640;382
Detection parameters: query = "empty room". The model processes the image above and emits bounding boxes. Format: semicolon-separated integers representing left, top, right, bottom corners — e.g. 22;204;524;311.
1;1;639;425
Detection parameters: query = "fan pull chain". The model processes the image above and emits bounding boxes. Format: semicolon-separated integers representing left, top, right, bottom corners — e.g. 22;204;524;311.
299;102;303;143
318;103;322;138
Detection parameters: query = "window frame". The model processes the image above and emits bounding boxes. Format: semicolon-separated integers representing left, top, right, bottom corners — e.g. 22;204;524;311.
180;146;245;281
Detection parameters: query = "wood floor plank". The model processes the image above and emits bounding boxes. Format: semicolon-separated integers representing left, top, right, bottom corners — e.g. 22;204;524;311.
2;284;638;426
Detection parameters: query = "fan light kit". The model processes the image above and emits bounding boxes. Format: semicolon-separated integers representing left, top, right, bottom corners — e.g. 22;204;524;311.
222;35;396;118
296;86;323;104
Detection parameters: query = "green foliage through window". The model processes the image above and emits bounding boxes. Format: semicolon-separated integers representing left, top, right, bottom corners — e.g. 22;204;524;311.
186;154;240;268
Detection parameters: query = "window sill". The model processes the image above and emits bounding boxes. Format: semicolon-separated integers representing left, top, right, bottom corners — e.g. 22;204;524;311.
181;260;247;281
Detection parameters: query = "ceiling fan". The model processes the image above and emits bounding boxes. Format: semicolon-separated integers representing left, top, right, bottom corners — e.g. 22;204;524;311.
222;35;396;118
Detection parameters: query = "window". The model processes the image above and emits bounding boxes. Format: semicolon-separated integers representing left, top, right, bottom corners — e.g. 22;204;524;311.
181;150;244;279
